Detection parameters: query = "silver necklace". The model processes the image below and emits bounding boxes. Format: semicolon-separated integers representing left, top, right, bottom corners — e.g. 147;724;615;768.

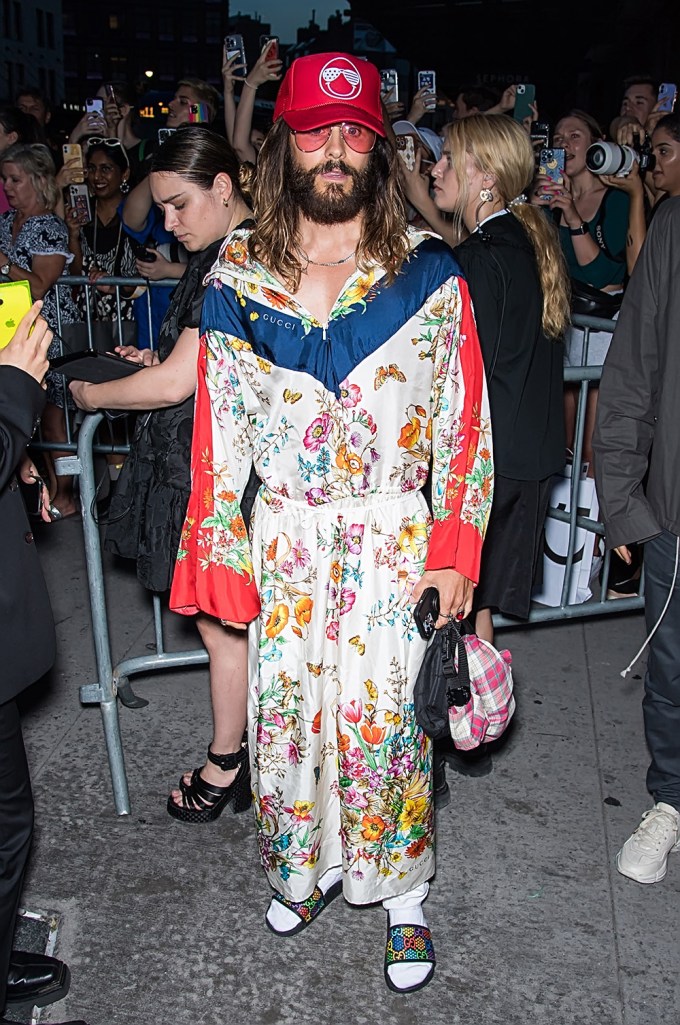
298;246;356;268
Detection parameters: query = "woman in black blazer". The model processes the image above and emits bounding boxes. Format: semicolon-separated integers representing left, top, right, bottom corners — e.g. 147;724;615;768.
431;115;571;642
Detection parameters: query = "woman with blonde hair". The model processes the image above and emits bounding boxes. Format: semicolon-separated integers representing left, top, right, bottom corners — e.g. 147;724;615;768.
430;113;569;778
433;115;569;624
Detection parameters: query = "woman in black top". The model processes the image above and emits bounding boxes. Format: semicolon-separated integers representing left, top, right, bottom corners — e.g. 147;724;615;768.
71;129;255;822
432;114;570;641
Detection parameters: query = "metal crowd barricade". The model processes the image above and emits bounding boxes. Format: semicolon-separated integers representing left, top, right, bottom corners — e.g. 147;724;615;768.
37;283;643;813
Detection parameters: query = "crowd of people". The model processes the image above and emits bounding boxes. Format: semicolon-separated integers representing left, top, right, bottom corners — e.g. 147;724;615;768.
2;48;680;1021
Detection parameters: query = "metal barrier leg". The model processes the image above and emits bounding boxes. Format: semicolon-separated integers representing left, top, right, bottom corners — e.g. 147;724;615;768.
77;413;131;815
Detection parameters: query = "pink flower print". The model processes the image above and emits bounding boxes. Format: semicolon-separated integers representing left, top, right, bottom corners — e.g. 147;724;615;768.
326;619;339;642
350;430;362;449
305;487;330;507
339;700;363;723
257;725;273;746
340;383;362;408
338;587;356;615
345;524;364;554
303;413;332;453
271;711;285;730
344;785;369;809
291;539;311;567
365;413;377;435
287;741;301;765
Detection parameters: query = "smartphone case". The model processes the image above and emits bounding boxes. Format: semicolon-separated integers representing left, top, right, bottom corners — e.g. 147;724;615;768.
50;350;143;383
0;280;33;351
513;83;536;122
539;148;565;184
658;83;677;113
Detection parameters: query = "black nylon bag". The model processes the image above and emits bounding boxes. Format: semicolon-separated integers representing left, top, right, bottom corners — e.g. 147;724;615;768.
414;620;472;739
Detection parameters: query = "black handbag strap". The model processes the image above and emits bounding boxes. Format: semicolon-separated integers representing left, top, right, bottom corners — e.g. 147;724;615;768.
441;621;472;707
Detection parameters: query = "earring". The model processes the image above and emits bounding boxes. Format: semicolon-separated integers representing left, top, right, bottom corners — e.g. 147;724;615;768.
223;198;229;208
120;179;130;195
479;188;494;203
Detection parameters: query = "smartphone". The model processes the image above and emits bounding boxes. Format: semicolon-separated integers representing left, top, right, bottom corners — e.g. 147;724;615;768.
539;147;566;185
158;127;177;145
0;279;33;351
396;134;416;172
62;143;84;183
130;240;157;263
105;83;121;113
413;587;440;641
380;69;399;104
259;35;279;62
513;83;536;122
68;183;92;224
530;121;550;148
188;103;210;124
657;82;677;113
417;70;437;110
85;97;104;116
224;34;247;77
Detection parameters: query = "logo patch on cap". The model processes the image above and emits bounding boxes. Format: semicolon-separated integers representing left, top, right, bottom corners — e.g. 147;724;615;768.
319;57;362;100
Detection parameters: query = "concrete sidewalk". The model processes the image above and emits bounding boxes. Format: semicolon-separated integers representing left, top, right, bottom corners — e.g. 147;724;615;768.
16;517;679;1025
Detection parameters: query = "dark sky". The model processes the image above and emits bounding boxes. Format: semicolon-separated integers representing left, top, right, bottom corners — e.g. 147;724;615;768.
230;2;346;45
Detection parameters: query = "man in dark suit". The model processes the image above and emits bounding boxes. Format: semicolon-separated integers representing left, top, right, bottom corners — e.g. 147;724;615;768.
0;300;87;1025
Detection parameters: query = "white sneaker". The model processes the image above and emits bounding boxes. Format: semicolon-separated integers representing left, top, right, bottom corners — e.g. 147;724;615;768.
616;802;680;884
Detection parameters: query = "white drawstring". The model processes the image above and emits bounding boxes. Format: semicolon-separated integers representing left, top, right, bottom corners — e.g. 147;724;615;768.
620;536;680;678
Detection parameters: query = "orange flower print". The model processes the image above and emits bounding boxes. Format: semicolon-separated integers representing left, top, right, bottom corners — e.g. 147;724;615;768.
426;417;432;441
217;489;237;503
202;487;213;510
330;561;342;584
265;603;289;639
311;710;321;734
336;445;362;474
406;836;428;859
480;447;491;461
290;800;315;821
361;815;387;842
266;538;278;561
230;517;247;540
261;286;294;311
338;733;351;752
482;477;492;499
294;596;313;627
226;239;248;265
360;723;386;746
398;417;421;450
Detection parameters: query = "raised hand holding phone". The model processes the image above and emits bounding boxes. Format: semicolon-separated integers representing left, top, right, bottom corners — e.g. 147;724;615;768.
0;299;52;384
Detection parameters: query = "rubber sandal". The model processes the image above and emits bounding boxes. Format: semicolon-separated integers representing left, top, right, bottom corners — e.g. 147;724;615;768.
265;879;343;936
167;744;251;823
384;923;436;993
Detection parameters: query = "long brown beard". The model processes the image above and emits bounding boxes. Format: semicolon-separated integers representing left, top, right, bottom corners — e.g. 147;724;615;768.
284;150;379;225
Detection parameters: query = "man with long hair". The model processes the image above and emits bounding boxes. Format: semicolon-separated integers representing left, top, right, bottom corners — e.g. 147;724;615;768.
171;52;492;993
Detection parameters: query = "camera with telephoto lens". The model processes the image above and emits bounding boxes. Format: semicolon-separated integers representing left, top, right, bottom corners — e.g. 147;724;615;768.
586;139;655;177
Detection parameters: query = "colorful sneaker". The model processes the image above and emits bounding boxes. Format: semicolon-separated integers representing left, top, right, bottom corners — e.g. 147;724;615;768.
616;802;680;884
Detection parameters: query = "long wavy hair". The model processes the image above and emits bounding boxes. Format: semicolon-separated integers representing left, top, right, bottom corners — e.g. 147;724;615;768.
248;119;409;292
443;114;570;339
0;142;59;211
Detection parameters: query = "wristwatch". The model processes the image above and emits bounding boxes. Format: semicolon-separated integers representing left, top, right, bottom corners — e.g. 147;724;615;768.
569;222;588;236
0;260;11;277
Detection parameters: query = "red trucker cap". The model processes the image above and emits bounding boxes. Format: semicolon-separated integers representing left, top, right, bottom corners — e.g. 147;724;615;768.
274;52;386;137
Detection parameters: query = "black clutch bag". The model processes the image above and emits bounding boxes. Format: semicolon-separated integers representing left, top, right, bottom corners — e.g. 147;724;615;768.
50;349;143;383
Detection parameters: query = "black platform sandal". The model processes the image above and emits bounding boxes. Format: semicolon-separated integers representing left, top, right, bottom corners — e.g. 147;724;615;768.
167;744;251;823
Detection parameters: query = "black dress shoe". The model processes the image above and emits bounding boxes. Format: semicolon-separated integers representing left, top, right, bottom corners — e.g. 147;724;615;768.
5;950;70;1008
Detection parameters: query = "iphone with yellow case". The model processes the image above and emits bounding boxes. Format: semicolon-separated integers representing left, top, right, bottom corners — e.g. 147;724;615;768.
0;280;33;351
